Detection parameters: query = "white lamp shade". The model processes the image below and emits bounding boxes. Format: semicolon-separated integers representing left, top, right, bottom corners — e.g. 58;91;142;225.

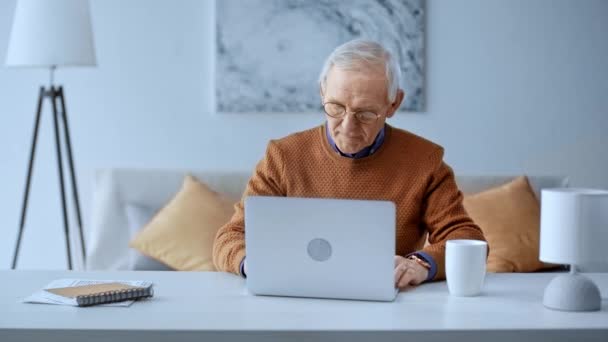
540;188;608;265
5;0;96;67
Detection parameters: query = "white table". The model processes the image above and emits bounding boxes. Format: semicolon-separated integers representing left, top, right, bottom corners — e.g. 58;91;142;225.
1;270;607;342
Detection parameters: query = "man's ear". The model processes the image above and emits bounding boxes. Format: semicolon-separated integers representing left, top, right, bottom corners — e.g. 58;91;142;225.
386;89;405;118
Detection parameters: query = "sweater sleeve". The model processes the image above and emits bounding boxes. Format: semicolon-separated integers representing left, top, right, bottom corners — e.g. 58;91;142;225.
212;141;286;275
420;147;487;281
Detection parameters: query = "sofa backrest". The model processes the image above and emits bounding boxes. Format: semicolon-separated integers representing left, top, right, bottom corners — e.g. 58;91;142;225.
86;168;569;271
456;175;569;199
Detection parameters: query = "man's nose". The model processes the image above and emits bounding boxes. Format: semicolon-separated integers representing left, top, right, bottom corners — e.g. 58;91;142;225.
341;112;359;131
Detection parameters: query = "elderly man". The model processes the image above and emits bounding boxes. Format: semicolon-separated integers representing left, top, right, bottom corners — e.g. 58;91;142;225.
213;39;486;290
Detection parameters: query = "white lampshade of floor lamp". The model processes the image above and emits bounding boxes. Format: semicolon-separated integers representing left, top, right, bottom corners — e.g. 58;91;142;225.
6;0;96;68
5;0;96;270
540;188;608;312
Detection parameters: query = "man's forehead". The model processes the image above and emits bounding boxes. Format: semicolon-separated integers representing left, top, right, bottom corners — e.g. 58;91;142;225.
324;66;389;106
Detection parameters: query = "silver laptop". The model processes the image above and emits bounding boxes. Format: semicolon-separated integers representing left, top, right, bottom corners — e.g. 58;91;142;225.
244;196;397;302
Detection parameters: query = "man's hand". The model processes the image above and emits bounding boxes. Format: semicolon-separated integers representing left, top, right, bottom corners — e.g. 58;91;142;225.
394;255;428;291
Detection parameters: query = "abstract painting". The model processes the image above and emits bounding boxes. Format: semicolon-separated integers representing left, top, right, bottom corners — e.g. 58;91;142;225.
216;0;424;113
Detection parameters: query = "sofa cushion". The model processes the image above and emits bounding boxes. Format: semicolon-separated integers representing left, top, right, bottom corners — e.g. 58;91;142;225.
463;176;557;273
125;204;173;271
128;175;237;271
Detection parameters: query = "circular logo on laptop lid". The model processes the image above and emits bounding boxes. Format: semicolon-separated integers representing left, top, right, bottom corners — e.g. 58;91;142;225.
307;238;332;262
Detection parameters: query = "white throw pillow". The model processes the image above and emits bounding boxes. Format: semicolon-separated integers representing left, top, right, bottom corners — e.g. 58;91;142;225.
125;204;173;271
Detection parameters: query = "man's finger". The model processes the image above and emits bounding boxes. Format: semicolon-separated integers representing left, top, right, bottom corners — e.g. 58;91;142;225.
398;267;417;288
394;263;406;285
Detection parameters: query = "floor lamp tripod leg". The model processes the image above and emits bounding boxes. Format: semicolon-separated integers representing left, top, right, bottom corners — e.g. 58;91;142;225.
51;86;73;270
11;87;45;269
57;87;86;267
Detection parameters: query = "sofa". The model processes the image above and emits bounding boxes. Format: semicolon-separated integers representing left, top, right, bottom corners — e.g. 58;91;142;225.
86;168;575;272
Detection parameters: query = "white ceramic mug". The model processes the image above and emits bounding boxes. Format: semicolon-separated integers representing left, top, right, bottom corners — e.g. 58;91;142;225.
446;239;488;296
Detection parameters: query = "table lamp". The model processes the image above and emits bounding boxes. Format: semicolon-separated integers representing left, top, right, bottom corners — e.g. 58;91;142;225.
5;0;96;269
540;188;608;311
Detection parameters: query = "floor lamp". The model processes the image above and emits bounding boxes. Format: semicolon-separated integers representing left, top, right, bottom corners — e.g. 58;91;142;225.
6;0;96;269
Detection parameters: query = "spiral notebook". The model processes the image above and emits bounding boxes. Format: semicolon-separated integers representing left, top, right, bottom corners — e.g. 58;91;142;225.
23;279;154;307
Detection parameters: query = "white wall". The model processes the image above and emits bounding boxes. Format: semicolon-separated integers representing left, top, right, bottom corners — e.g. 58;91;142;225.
0;0;606;269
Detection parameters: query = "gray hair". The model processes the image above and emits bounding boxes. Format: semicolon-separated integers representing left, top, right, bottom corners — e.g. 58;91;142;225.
318;39;402;103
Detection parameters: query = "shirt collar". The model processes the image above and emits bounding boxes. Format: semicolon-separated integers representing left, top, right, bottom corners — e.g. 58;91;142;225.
325;122;386;159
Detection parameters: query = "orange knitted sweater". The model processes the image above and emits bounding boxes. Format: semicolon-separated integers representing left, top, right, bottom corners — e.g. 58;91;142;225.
212;124;486;280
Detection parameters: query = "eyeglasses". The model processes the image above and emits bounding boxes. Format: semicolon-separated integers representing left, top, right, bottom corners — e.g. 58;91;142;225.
322;102;381;124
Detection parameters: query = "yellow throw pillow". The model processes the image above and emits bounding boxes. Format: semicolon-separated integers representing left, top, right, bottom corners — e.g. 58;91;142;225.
463;176;555;273
129;175;237;271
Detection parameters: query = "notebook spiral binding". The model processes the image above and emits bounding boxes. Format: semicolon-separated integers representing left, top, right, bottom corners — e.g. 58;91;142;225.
75;286;154;306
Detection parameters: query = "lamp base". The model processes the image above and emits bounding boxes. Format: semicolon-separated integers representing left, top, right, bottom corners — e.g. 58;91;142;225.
543;273;601;311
